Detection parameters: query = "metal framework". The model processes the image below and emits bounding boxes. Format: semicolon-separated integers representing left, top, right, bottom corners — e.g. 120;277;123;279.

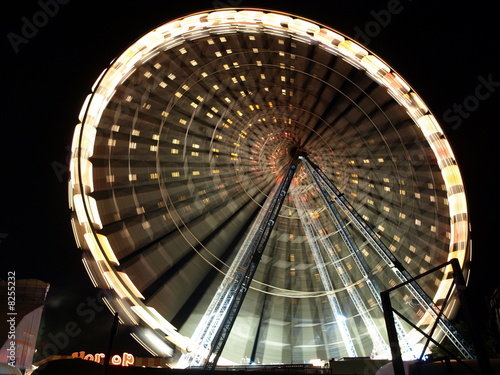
294;193;358;358
68;9;473;366
178;159;300;369
301;157;474;360
381;258;492;375
180;155;473;369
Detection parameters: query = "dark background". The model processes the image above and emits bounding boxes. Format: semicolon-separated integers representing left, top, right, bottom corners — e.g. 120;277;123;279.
1;0;499;361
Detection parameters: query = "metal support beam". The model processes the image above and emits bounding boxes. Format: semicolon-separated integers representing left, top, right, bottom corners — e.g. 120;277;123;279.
301;156;475;359
450;259;493;375
179;159;300;370
381;259;492;375
203;161;299;370
381;292;405;375
294;193;358;357
299;161;411;357
294;191;403;357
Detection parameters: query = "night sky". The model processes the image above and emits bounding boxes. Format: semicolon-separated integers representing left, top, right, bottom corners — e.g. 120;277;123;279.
1;0;499;362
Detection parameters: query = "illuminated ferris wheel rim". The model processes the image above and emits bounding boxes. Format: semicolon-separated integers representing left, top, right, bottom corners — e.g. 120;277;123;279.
69;8;470;356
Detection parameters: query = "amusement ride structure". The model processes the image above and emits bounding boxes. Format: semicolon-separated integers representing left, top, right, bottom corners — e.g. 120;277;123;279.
68;9;472;368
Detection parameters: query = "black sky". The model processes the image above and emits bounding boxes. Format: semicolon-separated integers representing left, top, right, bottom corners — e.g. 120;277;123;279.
1;0;499;360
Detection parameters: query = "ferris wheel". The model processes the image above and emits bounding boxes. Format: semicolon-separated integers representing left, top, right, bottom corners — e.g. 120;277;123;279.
69;9;472;367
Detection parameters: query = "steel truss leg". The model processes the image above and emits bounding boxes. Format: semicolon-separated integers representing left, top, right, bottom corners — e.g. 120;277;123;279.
179;159;299;369
294;192;358;358
294;191;392;357
300;156;475;359
299;162;413;357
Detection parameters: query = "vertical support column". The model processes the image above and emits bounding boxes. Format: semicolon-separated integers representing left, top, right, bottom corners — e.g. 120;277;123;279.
202;161;299;370
381;292;405;375
300;157;407;357
178;159;299;370
450;259;492;375
294;193;358;357
301;156;474;359
104;312;119;375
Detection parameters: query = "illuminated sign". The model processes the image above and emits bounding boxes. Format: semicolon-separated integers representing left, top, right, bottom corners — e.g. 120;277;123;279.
72;351;135;366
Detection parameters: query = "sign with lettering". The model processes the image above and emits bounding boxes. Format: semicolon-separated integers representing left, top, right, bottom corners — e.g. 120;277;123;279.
71;351;135;366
